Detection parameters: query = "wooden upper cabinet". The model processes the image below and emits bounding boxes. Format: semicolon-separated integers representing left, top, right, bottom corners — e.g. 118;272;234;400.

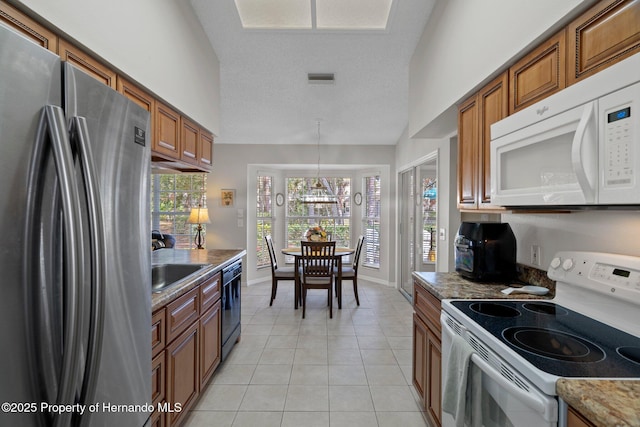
457;96;479;209
117;77;155;142
509;30;566;113
0;1;57;52
58;39;116;88
478;73;508;209
457;72;508;210
567;0;640;85
180;117;199;165
199;128;214;169
154;101;181;159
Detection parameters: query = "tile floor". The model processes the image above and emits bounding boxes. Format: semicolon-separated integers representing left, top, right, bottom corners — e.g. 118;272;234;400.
183;279;430;427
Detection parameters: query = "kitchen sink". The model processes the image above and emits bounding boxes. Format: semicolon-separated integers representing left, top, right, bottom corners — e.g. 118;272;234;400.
152;263;209;293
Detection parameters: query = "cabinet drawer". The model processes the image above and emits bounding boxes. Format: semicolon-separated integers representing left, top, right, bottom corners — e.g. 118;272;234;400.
414;284;441;332
152;308;166;358
200;272;221;313
166;287;200;344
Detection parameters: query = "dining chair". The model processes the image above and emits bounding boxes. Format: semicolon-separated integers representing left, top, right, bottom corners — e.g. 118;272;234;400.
265;235;297;307
300;241;336;319
335;235;364;306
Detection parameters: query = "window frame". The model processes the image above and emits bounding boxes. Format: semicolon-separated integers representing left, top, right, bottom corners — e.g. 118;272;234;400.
362;173;381;269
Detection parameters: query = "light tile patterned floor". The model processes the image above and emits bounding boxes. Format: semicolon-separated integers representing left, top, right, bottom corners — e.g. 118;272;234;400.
183;279;430;427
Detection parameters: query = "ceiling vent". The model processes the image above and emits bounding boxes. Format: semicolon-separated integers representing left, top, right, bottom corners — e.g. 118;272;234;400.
308;73;335;84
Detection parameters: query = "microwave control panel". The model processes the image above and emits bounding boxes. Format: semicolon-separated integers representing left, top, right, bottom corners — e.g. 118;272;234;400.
604;105;633;186
599;80;640;203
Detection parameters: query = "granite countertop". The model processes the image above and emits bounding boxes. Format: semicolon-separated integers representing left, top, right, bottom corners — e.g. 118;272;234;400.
151;248;246;310
413;271;639;427
557;379;640;427
412;271;555;300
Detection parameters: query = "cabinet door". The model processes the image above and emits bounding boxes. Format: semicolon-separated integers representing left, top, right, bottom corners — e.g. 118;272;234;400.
58;39;116;88
200;300;221;388
426;330;442;427
151;350;165;406
0;1;57;52
567;406;596;427
457;96;478;209
199;128;214;169
166;322;199;427
477;73;508;209
118;77;155;143
510;30;566;113
412;313;428;402
154;101;181;159
180;117;199;165
567;0;640;85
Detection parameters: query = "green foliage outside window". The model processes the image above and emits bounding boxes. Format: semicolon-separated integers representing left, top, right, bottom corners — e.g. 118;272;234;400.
151;174;207;249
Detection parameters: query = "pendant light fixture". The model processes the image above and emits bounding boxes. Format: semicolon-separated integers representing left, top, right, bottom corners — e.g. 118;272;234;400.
299;120;338;204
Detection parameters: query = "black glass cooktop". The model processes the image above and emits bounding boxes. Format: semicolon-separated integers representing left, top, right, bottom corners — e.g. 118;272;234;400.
451;300;640;378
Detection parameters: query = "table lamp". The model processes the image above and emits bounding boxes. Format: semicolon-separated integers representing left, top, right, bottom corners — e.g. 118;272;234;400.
187;206;211;249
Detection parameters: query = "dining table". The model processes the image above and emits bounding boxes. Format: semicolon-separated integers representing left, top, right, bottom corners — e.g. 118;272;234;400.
281;246;355;310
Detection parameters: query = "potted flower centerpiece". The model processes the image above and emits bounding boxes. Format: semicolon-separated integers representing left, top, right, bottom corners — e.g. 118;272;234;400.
305;225;328;242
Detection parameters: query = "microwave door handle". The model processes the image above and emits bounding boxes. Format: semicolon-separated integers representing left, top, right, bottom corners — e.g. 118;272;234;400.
571;101;598;203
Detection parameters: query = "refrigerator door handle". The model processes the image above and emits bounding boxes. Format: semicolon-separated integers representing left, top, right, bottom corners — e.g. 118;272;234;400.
70;116;106;420
40;105;85;427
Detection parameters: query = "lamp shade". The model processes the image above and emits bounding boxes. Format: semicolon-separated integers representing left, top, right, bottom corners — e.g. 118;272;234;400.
187;207;211;224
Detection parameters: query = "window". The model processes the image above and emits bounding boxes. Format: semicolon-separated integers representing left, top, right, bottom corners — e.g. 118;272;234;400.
363;174;381;267
285;177;351;249
151;174;207;249
256;174;274;268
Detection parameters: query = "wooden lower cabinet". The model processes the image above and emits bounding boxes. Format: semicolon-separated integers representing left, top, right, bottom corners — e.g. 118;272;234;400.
567;405;596;427
199;300;221;388
166;321;199;427
413;283;442;427
152;272;224;427
151;349;166;427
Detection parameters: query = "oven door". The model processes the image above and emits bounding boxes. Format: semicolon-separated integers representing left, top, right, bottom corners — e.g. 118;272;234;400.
441;312;558;427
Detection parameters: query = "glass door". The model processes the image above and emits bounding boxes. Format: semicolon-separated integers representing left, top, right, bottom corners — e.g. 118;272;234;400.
418;163;437;271
399;168;415;299
399;154;438;301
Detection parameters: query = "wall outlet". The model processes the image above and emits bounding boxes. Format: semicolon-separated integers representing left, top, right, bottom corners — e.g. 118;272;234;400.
531;245;541;266
439;228;446;241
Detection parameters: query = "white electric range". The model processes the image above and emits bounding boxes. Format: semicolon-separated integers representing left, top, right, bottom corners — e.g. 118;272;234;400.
441;251;640;427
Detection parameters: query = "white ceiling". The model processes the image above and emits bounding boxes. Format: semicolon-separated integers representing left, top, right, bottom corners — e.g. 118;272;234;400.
189;0;436;145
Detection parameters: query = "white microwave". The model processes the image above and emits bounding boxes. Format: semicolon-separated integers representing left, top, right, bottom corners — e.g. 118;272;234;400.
490;52;640;207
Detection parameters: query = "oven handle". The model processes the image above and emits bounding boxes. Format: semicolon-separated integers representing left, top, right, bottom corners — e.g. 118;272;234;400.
441;317;548;415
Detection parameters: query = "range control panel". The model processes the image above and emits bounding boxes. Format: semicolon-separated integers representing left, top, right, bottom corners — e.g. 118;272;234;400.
548;251;640;293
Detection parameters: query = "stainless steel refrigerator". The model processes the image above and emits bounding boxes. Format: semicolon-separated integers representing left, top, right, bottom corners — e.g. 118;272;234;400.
0;23;151;426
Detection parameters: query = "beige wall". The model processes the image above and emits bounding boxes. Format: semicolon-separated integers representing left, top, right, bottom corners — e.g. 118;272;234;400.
16;0;220;134
408;0;591;138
